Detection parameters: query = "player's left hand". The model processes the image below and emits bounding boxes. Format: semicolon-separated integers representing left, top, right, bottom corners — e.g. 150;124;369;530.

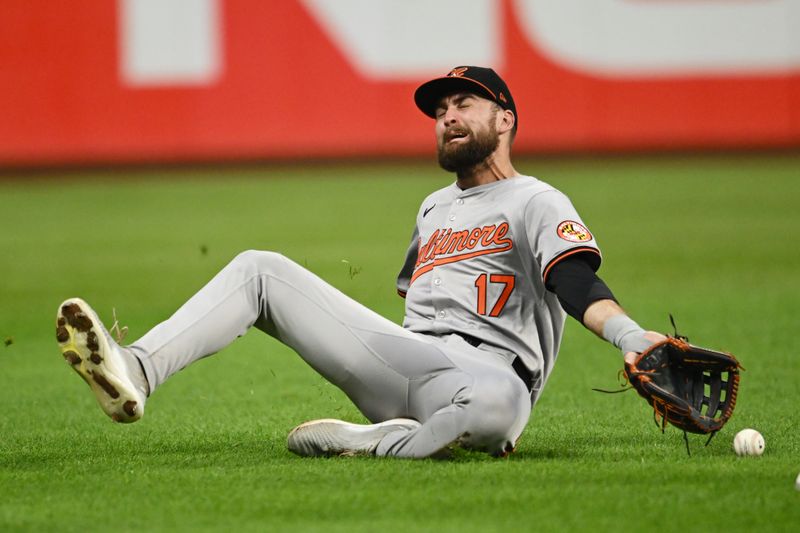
623;333;742;436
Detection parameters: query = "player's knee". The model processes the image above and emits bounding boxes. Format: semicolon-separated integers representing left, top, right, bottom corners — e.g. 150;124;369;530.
230;250;288;276
460;375;529;453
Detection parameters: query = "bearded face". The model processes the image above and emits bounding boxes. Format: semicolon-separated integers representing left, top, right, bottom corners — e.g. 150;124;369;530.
437;116;500;173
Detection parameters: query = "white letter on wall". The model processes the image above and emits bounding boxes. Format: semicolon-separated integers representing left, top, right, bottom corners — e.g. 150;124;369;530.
118;0;222;86
301;0;499;79
515;0;800;77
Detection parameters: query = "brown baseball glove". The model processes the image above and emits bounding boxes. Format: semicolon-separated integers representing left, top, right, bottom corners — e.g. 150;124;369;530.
624;335;742;444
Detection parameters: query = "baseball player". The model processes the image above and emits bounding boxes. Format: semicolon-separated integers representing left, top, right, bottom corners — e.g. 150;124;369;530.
56;66;662;458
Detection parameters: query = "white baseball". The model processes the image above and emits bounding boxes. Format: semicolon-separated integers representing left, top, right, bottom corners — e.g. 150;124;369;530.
733;428;765;457
795;472;800;492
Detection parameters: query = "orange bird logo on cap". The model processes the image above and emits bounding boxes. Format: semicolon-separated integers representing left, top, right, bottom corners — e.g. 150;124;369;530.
447;67;468;78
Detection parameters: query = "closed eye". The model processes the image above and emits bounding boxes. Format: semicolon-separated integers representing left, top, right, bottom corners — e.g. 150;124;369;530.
455;95;475;107
435;93;477;117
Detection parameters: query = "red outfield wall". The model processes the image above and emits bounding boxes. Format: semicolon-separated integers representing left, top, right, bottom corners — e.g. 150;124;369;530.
1;0;799;166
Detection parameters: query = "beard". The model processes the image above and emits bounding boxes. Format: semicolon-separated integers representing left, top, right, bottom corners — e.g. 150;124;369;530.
437;121;500;173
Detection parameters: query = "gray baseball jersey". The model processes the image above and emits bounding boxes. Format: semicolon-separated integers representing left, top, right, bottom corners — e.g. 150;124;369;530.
397;175;601;396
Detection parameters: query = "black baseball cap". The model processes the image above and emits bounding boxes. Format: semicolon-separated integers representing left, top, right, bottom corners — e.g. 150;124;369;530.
414;66;517;130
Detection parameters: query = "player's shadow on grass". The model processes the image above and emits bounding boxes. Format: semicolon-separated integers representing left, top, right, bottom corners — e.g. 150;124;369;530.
510;430;731;460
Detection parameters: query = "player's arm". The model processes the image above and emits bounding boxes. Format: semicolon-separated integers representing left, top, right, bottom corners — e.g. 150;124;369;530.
545;254;663;360
396;224;420;298
582;299;665;363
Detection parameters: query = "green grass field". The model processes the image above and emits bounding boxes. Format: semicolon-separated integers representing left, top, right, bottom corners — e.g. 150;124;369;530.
1;153;799;532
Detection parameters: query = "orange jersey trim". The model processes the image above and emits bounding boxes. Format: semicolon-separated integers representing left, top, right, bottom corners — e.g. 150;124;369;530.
542;247;601;284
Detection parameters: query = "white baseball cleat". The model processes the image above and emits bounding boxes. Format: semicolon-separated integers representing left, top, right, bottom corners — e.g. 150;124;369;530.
56;298;148;423
287;418;421;457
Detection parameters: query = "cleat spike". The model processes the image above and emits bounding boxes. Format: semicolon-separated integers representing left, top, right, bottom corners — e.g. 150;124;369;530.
91;373;120;399
123;401;137;417
63;350;81;365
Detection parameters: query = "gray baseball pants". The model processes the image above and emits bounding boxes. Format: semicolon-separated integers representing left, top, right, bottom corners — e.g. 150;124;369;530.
129;251;532;458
